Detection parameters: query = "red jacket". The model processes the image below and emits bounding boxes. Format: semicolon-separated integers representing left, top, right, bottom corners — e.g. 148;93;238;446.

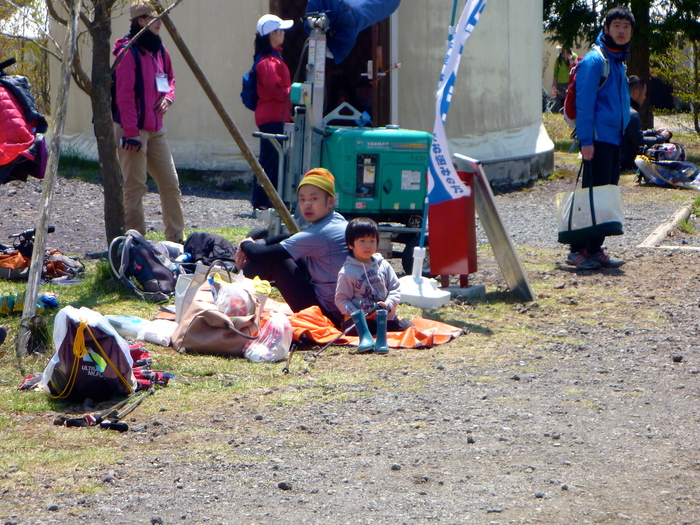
0;85;35;166
255;48;291;127
113;36;176;138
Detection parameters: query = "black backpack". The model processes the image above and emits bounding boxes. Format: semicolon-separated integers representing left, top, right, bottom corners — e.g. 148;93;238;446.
183;231;237;266
240;50;280;111
108;230;178;302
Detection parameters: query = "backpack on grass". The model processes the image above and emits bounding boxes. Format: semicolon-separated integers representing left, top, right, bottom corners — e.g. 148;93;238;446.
38;306;138;402
108;230;178;302
562;45;609;132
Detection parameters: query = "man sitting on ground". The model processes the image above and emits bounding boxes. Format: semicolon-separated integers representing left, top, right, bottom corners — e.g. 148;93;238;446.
234;168;348;324
620;75;672;170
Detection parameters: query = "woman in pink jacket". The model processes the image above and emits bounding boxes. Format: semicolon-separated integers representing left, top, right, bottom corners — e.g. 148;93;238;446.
251;14;293;210
113;1;184;243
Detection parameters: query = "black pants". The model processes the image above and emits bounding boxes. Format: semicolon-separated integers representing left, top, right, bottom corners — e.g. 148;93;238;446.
243;253;342;326
251;121;284;209
571;141;620;255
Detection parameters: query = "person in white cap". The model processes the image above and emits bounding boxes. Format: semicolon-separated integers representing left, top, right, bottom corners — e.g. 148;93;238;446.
250;14;294;209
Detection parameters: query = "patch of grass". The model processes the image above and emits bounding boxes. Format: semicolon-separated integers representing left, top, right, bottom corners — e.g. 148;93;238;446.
0;154;694;495
677;218;697;235
543;110;700;166
58;146;101;179
543;112;575;153
692;194;700;216
178;169;250;192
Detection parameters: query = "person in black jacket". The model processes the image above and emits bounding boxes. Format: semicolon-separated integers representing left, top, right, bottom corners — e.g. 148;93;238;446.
620;76;672;170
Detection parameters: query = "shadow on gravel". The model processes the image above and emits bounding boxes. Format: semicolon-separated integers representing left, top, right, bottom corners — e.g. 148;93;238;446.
554;263;626;276
422;312;493;335
179;185;251;201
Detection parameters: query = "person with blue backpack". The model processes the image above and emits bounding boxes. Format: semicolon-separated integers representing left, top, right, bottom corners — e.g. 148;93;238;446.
248;14;294;210
565;6;634;270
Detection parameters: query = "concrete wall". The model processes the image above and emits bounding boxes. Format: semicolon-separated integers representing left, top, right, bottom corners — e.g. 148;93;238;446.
55;0;268;171
398;0;553;187
53;0;553;186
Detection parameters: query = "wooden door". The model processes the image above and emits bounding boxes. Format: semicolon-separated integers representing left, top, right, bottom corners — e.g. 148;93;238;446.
269;1;392;126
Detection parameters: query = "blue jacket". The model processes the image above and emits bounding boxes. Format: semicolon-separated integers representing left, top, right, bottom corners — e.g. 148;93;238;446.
575;32;630;147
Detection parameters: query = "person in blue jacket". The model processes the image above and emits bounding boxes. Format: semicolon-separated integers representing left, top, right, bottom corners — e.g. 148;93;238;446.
566;6;634;270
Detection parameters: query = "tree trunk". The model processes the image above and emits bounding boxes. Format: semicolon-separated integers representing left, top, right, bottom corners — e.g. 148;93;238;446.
90;2;125;247
629;0;653;129
694;41;699;135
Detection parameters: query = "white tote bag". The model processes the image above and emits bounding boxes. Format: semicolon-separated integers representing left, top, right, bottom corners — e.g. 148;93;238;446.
556;165;624;245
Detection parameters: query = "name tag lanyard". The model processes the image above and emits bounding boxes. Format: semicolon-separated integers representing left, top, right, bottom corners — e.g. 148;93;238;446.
151;52;169;93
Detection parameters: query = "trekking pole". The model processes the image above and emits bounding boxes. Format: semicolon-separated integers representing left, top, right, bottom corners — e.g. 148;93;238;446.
54;390;143;427
312;324;356;359
99;387;155;432
114;387;155;420
313;305;377;359
281;342;298;374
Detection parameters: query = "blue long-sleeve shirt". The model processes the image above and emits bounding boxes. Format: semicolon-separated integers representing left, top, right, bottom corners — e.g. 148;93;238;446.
575;32;630;147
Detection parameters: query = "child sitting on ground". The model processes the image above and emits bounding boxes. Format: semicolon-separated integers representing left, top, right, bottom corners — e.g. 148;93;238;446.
335;218;412;354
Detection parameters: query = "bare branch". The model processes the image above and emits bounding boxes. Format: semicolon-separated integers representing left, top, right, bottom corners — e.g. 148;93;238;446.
79;11;93;29
0;31;64;61
46;0;69;26
4;0;65;53
71;46;92;95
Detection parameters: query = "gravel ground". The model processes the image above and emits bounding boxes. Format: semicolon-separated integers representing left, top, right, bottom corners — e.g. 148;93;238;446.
2;169;700;525
0;177;265;257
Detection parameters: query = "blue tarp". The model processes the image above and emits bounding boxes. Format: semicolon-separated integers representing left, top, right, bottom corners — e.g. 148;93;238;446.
305;0;401;63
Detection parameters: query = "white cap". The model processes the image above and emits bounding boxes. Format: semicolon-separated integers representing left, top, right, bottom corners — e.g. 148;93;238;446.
257;14;293;36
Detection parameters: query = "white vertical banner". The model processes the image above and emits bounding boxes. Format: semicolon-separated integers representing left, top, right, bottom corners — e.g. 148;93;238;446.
427;0;488;205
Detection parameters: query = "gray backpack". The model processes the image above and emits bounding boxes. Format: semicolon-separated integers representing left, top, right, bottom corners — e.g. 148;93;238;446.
108;230;178;302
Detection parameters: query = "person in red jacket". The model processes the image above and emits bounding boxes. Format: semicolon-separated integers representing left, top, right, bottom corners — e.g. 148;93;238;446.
113;1;184;243
251;14;293;210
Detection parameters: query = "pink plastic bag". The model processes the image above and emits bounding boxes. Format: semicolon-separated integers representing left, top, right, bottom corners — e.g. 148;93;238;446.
244;312;292;363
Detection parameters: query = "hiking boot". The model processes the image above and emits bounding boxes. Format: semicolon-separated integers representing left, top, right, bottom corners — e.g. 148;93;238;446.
350;310;375;353
565;250;601;270
374;309;389;354
590;250;625;268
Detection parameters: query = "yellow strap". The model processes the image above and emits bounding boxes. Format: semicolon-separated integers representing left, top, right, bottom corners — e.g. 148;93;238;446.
47;320;88;399
47;319;134;399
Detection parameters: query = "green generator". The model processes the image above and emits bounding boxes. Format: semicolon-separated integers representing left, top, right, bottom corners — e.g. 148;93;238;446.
320;126;432;224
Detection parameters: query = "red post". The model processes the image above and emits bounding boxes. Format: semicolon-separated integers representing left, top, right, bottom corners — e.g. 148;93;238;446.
428;170;477;287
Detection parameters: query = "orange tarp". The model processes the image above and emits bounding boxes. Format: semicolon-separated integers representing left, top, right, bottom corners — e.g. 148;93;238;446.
282;306;463;349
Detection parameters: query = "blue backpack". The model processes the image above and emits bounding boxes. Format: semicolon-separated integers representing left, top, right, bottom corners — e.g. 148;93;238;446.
240;50;280;111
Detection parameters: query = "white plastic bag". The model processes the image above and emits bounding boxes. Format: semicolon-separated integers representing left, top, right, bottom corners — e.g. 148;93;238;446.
105;315;151;339
244;312;292;363
214;282;256;316
174;273;194;322
137;319;178;347
105;315;177;347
